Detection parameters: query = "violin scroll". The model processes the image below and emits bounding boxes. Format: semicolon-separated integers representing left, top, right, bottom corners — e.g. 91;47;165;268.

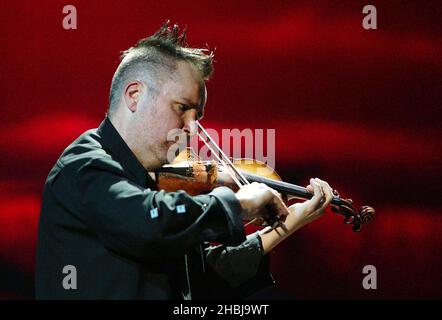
331;194;375;232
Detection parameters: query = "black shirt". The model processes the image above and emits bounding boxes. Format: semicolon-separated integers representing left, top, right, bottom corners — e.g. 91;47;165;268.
35;117;271;299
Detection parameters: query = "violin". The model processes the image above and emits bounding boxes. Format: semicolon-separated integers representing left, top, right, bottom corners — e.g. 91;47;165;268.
154;122;375;232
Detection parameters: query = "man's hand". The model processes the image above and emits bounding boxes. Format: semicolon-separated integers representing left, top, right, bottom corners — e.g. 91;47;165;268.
235;182;290;222
284;178;334;235
258;177;334;254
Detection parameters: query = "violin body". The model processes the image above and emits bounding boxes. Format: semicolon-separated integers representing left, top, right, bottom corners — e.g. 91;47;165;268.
155;149;375;232
157;157;280;195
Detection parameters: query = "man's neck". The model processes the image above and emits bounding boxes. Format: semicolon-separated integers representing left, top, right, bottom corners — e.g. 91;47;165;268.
109;114;166;171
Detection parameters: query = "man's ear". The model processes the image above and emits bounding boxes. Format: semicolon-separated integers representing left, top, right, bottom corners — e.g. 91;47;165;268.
124;81;142;112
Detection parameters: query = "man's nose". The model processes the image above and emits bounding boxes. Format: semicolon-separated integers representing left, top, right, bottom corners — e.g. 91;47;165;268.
182;110;198;137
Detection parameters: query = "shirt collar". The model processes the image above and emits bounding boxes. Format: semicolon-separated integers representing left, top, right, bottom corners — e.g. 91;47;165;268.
97;117;156;188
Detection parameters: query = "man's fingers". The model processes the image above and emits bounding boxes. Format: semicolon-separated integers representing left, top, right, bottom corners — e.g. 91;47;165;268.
309;178;324;210
264;185;289;219
315;178;332;195
271;193;290;219
269;187;283;201
316;178;333;206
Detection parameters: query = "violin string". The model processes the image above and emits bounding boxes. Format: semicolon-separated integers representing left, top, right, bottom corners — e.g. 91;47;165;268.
196;131;244;188
195;123;247;187
196;122;244;183
196;121;251;186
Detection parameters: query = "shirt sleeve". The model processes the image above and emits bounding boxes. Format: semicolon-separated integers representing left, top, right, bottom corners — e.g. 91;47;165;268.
204;231;269;288
50;157;246;260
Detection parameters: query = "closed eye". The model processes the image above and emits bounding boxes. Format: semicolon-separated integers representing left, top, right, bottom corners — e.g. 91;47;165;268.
179;104;189;112
176;103;204;120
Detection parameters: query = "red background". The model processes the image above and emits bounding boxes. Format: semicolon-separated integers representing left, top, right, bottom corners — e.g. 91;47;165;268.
0;1;441;299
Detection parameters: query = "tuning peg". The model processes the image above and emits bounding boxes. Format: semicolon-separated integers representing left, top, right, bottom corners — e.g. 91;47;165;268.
352;224;362;232
343;216;354;224
360;206;375;225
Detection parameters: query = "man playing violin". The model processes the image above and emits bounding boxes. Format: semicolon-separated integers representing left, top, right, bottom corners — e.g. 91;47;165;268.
35;22;333;299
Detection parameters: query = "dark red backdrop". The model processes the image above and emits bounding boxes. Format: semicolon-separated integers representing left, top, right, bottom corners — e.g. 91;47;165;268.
0;0;441;299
